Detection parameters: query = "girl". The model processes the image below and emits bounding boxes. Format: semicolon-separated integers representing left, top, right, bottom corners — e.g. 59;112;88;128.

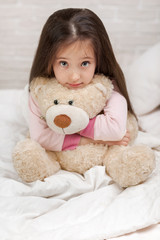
29;8;134;152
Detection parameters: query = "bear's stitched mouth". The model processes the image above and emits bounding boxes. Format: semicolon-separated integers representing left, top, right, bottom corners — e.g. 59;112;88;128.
62;128;66;134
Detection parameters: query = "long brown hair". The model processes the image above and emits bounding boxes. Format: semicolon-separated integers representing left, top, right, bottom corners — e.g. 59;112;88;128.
29;8;135;115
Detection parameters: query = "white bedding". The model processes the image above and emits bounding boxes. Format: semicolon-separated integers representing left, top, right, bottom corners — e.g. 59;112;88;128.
0;88;160;240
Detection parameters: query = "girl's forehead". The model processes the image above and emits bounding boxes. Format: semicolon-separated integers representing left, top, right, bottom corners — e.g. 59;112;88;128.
56;39;95;58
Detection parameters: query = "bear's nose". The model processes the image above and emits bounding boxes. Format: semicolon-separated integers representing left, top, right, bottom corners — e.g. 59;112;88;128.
54;114;71;128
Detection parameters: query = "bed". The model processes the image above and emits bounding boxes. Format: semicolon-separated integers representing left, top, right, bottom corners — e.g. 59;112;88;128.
0;43;160;240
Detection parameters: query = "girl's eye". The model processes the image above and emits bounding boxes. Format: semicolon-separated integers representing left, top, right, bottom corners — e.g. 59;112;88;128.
81;61;90;67
60;61;68;67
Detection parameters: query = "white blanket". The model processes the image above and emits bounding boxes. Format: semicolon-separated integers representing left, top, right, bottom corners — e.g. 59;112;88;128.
0;89;160;240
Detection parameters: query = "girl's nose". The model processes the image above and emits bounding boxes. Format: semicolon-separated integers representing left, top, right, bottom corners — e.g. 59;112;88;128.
70;71;80;82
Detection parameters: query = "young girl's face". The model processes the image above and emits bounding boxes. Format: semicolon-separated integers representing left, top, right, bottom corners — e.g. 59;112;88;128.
53;39;96;89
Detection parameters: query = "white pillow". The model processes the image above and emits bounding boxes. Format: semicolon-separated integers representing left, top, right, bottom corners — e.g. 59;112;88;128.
138;107;160;138
125;42;160;116
20;84;29;126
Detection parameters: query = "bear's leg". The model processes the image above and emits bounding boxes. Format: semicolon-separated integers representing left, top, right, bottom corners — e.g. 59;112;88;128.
103;145;155;188
12;138;60;182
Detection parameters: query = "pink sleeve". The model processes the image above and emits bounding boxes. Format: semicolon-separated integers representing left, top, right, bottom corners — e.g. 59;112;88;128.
62;134;81;150
79;117;96;139
94;90;127;141
80;90;127;141
29;95;80;151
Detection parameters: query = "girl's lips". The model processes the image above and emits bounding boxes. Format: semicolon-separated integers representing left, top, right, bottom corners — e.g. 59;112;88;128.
67;83;83;88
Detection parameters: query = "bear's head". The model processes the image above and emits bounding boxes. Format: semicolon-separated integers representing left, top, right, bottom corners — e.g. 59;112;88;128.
30;74;113;134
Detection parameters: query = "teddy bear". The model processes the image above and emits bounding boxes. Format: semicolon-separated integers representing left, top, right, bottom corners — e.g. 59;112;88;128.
12;74;155;187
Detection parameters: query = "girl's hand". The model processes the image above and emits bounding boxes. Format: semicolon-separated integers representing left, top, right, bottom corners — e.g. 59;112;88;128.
79;137;95;146
79;131;130;146
107;131;130;146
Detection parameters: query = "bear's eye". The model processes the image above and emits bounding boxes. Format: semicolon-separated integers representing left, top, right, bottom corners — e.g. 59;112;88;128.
68;100;73;105
54;99;59;105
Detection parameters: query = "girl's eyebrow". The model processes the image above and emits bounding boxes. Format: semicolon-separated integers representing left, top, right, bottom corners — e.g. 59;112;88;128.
56;56;94;60
81;56;94;59
56;57;68;60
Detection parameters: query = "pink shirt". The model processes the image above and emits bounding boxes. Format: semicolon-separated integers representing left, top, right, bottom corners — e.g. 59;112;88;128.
29;84;127;151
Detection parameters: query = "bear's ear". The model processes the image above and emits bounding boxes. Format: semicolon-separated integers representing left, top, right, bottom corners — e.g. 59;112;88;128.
93;74;113;100
30;77;49;98
94;83;107;97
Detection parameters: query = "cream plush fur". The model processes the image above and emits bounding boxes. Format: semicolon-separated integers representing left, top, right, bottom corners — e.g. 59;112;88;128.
12;75;155;187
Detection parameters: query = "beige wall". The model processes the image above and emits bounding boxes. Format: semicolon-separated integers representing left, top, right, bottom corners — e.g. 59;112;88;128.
0;0;160;89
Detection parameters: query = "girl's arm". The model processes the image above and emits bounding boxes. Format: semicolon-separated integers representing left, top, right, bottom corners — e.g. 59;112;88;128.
29;88;128;151
79;90;128;141
79;131;130;146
